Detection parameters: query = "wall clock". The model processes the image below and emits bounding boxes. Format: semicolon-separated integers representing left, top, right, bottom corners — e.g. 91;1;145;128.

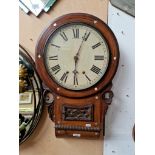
35;13;119;138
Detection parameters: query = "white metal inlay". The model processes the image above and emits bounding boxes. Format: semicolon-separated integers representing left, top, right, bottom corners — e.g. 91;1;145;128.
94;20;98;24
57;87;60;91
95;96;99;99
86;124;91;127
113;56;117;60
73;134;81;137
94;87;98;91
53;23;57;26
56;96;60;99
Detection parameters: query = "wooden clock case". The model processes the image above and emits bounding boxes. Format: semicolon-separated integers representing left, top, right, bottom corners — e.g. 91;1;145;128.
35;13;119;138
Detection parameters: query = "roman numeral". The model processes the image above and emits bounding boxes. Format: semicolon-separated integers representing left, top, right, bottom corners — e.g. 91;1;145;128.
51;44;60;48
51;64;61;74
85;74;91;82
90;65;101;74
49;55;58;60
94;55;104;60
82;31;91;41
60;32;68;41
74;75;78;85
60;72;69;83
92;42;101;49
73;28;79;38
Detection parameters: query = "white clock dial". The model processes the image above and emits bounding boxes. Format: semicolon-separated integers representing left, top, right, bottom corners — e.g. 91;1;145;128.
44;23;109;90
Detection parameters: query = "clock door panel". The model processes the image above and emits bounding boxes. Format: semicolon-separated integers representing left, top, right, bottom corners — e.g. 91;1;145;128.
54;96;102;138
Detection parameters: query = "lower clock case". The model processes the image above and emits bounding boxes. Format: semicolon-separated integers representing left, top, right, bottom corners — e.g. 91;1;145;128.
47;83;113;138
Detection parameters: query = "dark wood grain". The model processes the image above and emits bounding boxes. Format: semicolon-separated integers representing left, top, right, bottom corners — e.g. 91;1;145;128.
35;13;119;138
49;83;113;138
35;13;119;98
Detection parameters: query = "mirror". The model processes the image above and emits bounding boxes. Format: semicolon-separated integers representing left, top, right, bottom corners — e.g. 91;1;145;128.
19;45;43;144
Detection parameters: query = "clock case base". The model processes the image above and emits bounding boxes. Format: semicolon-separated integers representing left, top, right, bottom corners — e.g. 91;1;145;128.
48;83;113;138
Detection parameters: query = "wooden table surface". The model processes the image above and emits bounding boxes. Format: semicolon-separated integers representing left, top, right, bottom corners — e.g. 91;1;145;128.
19;1;109;155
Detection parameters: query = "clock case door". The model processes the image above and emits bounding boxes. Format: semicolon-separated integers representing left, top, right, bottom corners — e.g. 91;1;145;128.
35;13;119;139
43;80;114;138
52;84;113;138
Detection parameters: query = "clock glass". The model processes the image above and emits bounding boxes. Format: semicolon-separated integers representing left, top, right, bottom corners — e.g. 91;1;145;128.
44;23;109;90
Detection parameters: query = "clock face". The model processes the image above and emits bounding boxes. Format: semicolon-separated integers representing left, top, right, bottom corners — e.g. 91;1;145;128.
44;23;110;90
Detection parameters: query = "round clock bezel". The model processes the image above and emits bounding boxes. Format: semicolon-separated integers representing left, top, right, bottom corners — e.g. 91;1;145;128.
44;22;110;91
35;13;119;98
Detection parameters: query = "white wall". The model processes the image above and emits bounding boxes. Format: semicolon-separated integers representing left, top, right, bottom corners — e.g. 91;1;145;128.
104;3;135;155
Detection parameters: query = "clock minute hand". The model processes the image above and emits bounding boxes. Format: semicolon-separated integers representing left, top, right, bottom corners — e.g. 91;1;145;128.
76;39;84;57
72;30;87;85
73;30;88;70
73;30;87;71
75;30;87;58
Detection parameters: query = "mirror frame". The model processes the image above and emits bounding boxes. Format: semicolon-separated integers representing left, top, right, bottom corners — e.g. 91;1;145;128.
19;45;44;145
